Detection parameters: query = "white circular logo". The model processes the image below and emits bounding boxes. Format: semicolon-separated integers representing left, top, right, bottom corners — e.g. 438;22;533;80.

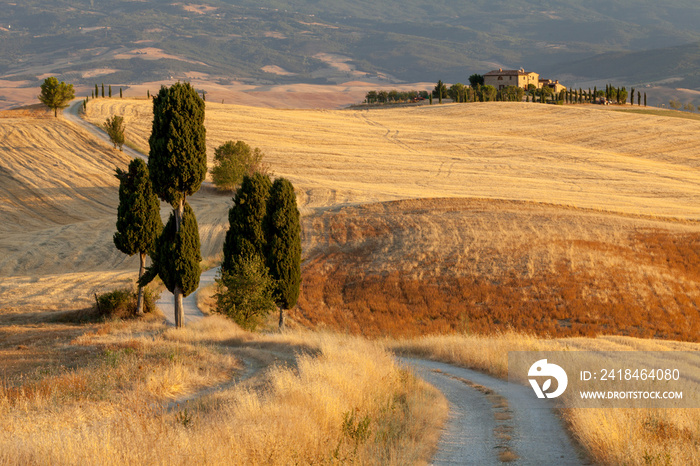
528;359;568;398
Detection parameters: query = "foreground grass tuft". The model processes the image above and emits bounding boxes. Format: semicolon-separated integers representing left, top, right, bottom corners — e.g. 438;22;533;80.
0;315;446;465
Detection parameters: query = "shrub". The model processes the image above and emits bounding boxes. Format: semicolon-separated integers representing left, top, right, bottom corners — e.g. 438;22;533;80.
214;254;277;330
95;287;158;318
103;115;126;151
211;140;269;191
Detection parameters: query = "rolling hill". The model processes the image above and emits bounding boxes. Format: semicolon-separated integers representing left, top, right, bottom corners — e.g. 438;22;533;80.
2;100;699;340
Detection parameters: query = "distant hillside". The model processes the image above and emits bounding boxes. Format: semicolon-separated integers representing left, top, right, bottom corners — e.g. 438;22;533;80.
3;0;700;91
553;41;700;89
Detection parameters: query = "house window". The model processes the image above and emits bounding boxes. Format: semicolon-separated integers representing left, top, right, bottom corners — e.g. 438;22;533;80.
498;76;503;80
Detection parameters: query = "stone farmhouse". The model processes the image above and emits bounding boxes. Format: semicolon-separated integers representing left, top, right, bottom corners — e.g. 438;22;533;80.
484;69;566;93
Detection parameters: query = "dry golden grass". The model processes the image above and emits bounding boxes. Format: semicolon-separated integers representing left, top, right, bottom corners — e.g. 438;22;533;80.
0;315;446;465
391;333;700;465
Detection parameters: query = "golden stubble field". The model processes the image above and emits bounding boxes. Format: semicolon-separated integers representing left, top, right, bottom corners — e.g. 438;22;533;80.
2;100;700;340
85;99;700;218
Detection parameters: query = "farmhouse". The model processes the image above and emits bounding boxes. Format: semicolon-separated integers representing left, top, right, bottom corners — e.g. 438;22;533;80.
484;68;566;92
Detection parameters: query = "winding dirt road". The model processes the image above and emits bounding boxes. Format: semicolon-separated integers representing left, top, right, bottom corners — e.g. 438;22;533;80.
65;99;587;465
404;358;588;465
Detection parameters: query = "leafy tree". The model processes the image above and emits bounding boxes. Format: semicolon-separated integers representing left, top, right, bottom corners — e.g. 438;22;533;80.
215;254;276;330
377;90;388;103
114;159;163;314
468;74;484;88
221;173;272;274
103;115;126;151
38;77;75;117
366;90;378;103
448;83;466;102
499;85;524;102
619;87;628;105
211;140;268;191
433;80;447;104
145;82;207;327
264;178;301;330
669;99;682;110
481;85;497;102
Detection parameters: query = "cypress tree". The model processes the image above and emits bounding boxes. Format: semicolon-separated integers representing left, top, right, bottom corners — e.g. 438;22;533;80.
101;83;104;98
638;91;641;106
109;85;112;98
145;82;206;327
114;159;163;315
644;93;647;107
218;173;274;329
221;173;272;275
147;89;150;99
120;87;123;98
95;84;99;98
264;178;301;330
146;202;201;301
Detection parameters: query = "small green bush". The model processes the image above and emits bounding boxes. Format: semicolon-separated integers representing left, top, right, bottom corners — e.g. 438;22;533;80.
210;140;269;191
95;286;158;318
214;254;277;330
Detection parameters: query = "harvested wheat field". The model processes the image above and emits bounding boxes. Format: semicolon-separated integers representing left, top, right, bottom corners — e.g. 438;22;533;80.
0;109;231;311
4;101;700;342
85;99;700;218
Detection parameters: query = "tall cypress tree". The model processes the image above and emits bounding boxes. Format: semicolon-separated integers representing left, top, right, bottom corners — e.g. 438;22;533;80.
146;82;206;327
148;202;201;298
109;85;112;98
114;159;163;314
218;173;274;329
221;173;272;274
264;178;301;330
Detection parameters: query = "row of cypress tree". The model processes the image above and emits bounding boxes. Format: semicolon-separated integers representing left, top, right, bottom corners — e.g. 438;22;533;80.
220;174;301;330
114;82;300;329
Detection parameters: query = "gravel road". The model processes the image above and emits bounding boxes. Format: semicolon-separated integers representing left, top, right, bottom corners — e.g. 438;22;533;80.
65;99;147;161
403;358;589;465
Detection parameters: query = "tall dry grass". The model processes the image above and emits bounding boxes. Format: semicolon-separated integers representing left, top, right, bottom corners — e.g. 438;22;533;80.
0;316;446;465
391;333;700;465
